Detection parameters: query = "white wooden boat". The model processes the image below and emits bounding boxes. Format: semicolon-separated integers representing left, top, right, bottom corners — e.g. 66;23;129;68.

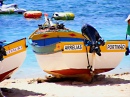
28;14;129;82
0;38;27;82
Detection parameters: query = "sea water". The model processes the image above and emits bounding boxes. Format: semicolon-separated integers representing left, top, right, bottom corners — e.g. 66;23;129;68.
0;0;130;78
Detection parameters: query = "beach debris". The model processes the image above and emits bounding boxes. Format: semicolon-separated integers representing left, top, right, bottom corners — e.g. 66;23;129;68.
111;72;130;77
27;78;47;84
27;79;37;84
36;78;46;83
121;72;130;75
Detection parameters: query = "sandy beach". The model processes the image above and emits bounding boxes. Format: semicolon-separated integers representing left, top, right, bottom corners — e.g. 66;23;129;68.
0;72;130;97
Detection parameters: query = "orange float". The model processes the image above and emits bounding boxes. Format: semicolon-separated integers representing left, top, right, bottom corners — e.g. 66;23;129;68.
23;11;42;18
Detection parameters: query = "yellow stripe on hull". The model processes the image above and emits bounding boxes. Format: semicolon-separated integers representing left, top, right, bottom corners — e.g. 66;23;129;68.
56;40;129;53
101;40;129;52
3;38;27;58
29;31;85;40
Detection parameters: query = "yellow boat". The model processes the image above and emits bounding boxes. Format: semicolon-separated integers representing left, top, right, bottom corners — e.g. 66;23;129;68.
28;14;129;82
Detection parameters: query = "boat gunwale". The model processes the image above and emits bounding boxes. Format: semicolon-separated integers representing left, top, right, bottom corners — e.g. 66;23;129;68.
3;37;27;47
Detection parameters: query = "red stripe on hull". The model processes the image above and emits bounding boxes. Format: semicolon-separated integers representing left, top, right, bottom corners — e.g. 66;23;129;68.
0;67;18;82
51;68;114;76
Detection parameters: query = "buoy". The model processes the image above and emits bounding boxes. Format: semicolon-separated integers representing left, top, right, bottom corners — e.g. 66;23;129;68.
23;11;42;18
53;12;75;20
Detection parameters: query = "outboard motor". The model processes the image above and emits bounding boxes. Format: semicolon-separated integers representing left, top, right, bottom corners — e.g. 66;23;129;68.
0;45;7;61
81;23;105;56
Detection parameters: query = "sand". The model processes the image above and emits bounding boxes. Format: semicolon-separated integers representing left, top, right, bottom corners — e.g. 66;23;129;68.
0;72;130;97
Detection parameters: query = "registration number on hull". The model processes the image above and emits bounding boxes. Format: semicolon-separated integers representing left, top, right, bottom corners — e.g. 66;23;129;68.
64;45;82;51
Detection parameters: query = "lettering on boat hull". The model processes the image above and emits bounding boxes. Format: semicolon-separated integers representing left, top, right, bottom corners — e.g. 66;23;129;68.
6;46;23;55
107;44;126;50
64;45;82;51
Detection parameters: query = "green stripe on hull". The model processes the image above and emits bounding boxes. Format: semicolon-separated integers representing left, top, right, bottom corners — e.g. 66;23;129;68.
31;44;58;54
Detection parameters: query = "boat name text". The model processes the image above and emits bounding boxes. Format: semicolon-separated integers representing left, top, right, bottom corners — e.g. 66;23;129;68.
6;46;23;54
107;44;126;50
64;45;82;51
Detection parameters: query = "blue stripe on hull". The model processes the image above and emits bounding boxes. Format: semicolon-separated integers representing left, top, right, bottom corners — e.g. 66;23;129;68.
32;37;84;46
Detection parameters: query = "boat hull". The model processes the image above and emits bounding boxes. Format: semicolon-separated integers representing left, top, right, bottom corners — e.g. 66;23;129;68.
31;40;129;78
0;38;27;82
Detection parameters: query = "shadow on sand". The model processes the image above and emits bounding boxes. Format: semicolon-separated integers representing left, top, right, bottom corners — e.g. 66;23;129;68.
2;88;46;97
1;73;130;97
42;74;130;86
